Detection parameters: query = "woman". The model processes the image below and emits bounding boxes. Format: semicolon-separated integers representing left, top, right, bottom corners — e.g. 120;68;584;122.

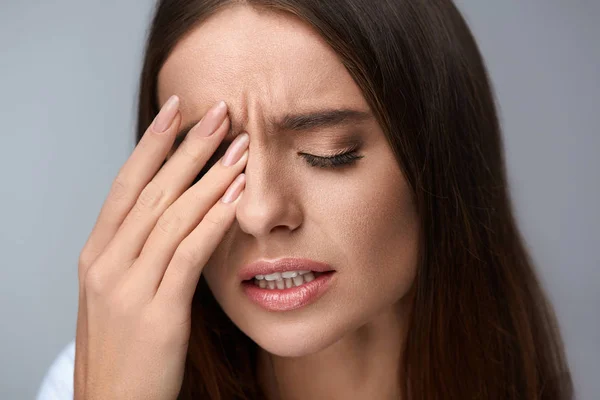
37;0;573;399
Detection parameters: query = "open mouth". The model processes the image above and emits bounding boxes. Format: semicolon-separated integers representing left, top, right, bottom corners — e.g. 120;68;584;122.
242;270;334;290
241;270;336;311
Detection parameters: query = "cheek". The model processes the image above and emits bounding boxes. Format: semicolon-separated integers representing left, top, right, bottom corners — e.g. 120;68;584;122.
322;164;419;293
202;150;419;303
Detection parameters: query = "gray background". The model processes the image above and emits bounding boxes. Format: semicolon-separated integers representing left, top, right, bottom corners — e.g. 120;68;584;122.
1;0;598;398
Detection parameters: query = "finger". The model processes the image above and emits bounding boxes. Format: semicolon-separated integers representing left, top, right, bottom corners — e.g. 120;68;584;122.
156;175;246;306
131;135;249;294
102;101;230;268
74;94;180;399
78;95;181;279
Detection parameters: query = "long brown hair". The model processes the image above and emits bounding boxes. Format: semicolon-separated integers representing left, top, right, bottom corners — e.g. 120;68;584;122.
135;1;574;398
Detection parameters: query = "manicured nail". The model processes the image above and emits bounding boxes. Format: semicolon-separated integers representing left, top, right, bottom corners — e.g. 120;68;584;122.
221;173;246;203
152;95;179;133
221;133;249;167
199;101;228;137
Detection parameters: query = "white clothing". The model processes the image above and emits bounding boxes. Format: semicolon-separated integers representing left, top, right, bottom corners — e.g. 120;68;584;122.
36;340;75;400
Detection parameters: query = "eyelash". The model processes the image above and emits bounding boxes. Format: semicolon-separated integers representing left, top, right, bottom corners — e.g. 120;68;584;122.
187;145;363;187
299;146;364;169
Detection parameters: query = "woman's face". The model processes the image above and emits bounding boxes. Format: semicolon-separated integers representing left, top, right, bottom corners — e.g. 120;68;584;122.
157;5;419;357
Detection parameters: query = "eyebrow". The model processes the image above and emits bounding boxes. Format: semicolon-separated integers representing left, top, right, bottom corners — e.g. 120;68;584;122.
174;108;373;143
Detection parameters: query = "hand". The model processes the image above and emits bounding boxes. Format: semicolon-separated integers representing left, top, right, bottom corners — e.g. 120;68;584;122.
73;96;248;399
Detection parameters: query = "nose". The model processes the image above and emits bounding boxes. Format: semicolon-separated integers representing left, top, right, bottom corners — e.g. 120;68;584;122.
234;149;303;238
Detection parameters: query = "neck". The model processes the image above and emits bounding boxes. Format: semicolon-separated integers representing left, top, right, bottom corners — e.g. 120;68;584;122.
256;298;411;400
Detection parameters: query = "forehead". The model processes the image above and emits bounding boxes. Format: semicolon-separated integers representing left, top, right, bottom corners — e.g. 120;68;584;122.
157;4;369;119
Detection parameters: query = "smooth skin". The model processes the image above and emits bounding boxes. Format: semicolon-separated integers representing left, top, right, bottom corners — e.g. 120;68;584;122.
157;5;418;400
73;96;248;399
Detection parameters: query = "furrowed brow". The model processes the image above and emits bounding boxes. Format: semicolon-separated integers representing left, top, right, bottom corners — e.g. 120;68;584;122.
174;108;373;143
274;109;373;132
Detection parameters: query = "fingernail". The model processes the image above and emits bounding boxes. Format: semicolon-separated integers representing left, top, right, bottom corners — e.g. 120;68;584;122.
221;173;246;203
221;133;249;167
197;101;228;137
152;95;180;133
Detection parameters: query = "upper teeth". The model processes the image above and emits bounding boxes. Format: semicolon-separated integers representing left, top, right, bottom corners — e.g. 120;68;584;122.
256;270;311;280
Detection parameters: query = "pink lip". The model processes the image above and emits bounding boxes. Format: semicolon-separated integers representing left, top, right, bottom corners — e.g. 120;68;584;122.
241;271;336;312
238;257;335;282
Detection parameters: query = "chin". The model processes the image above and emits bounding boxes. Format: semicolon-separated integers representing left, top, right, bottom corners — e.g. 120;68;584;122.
247;320;345;358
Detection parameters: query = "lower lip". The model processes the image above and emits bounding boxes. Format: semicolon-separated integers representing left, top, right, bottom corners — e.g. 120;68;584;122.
241;272;336;312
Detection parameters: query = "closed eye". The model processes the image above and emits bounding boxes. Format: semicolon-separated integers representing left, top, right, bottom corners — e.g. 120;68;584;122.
188;143;363;188
299;148;364;169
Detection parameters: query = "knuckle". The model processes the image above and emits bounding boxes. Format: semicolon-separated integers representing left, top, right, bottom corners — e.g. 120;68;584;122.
178;141;204;164
108;174;131;203
78;248;96;272
84;265;107;296
156;207;185;236
136;181;167;212
202;210;225;228
173;243;200;267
